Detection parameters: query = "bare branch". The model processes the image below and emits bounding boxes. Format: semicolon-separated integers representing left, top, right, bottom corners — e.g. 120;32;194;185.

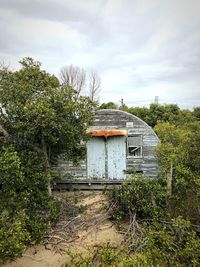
60;65;86;97
88;70;101;101
0;60;10;71
60;65;101;101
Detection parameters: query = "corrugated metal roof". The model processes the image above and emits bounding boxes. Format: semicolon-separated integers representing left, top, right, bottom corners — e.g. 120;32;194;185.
87;129;128;137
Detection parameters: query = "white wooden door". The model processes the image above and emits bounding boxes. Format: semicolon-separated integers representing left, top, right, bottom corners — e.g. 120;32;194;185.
107;136;126;180
87;137;106;179
87;136;126;180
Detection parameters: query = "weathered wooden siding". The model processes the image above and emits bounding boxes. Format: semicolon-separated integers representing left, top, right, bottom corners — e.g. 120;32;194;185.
52;159;86;180
53;109;159;182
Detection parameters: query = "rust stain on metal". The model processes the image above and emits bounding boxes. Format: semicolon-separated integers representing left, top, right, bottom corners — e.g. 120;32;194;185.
87;129;128;137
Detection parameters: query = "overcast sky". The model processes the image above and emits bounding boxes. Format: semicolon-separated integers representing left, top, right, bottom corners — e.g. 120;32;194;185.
0;0;200;109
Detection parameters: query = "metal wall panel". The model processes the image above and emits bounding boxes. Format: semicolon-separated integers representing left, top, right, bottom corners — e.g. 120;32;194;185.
87;137;106;179
107;136;126;180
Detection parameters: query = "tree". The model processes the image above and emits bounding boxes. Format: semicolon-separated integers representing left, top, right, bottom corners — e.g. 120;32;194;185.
127;104;194;127
0;57;96;195
60;65;101;101
154;121;200;221
99;102;118;109
60;64;86;97
128;106;150;122
193;106;200;120
88;70;101;101
0;57;97;262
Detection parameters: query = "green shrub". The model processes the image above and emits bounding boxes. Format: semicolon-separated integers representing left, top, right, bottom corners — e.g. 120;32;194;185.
61;243;122;267
0;57;95;263
108;177;167;221
61;218;200;267
0;211;30;263
0;143;61;263
136;217;200;267
107;177;200;266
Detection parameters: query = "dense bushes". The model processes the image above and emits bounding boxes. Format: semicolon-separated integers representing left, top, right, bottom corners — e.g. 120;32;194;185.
0;142;61;263
109;177;167;221
63;227;200;267
0;145;61;262
141;217;200;266
102;176;199;266
0;211;30;262
106;120;200;266
0;57;95;263
127;103;197;127
62;171;199;266
154;122;200;223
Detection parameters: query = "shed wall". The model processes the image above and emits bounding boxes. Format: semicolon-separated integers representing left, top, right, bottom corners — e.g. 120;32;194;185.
53;110;159;181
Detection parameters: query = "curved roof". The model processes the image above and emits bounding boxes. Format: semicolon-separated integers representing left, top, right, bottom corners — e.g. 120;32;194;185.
91;109;159;140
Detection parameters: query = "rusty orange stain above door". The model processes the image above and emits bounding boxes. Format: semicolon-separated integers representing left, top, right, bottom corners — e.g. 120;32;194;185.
87;129;128;137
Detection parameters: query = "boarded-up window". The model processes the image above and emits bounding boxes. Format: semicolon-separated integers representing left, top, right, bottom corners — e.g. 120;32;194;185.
127;135;142;157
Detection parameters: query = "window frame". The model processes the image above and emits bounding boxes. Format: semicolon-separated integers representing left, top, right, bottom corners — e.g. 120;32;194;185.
127;134;143;158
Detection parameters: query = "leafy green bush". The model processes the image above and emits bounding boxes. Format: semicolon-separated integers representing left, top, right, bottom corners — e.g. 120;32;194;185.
139;217;200;266
108;176;200;266
108;177;167;221
0;57;95;263
0;142;61;262
154;121;200;223
0;211;30;263
0;145;25;194
61;243;122;267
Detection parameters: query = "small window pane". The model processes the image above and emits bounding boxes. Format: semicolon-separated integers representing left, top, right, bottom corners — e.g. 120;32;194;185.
128;136;142;146
129;147;142;157
128;135;142;157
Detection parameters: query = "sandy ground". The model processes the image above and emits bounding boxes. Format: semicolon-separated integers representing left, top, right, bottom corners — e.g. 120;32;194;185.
2;191;123;267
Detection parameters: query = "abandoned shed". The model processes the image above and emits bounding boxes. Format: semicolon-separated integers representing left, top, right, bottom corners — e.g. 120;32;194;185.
54;109;159;188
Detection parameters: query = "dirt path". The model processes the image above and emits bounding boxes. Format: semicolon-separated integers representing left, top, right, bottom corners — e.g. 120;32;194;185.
3;191;123;267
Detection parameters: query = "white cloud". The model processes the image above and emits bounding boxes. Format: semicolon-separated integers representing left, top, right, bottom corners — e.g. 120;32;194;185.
0;0;200;109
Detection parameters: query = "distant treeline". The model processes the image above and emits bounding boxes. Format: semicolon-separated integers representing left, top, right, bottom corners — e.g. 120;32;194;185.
99;102;200;127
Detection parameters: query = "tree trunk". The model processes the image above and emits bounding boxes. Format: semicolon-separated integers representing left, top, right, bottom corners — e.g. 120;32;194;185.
167;160;173;196
42;137;52;196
